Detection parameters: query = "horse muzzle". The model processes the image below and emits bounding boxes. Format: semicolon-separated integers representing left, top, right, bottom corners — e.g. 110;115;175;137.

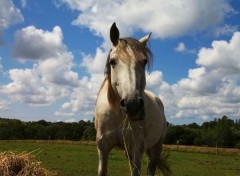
119;97;145;120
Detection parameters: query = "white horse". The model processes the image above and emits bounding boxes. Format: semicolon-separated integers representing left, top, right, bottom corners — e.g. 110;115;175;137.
95;23;171;176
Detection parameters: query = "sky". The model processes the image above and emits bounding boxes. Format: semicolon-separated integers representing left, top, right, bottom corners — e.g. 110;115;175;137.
0;0;240;124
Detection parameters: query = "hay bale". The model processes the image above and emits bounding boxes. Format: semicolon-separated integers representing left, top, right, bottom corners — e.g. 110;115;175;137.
0;151;57;176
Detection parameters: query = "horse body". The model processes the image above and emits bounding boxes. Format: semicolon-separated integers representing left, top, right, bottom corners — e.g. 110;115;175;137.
95;23;171;176
95;79;167;147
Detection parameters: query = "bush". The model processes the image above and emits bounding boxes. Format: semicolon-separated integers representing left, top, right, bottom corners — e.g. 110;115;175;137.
235;141;240;149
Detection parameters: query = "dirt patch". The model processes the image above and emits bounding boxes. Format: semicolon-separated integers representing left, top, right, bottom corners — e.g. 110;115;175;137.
164;144;240;155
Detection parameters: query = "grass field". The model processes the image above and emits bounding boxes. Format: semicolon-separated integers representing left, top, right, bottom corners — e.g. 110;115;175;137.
0;140;239;176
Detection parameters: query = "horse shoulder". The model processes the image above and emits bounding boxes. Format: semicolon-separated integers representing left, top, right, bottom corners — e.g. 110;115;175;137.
95;80;111;127
95;80;121;140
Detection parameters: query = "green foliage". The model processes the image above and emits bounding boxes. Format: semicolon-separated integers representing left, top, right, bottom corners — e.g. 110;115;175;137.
0;118;96;141
165;116;240;148
0;115;240;148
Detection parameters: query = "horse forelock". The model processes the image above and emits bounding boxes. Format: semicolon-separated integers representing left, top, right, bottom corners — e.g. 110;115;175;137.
101;37;152;108
117;38;152;68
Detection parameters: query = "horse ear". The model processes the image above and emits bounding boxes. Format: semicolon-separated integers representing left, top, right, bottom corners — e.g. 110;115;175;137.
139;32;152;46
110;22;119;46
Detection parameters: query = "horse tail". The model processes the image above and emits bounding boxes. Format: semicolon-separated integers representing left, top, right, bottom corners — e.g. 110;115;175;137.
156;150;173;176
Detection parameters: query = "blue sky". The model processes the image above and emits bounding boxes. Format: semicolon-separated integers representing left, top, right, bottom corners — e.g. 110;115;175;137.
0;0;240;124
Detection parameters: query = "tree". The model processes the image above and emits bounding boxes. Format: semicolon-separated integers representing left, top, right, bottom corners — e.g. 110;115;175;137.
215;116;235;147
82;126;96;140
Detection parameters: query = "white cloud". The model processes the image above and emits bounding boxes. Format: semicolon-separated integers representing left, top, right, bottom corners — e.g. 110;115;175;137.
20;0;28;8
12;25;80;86
0;99;10;110
163;31;240;120
0;0;24;45
0;0;24;29
12;26;64;60
54;111;75;117
59;0;235;40
56;0;94;11
197;32;240;74
0;57;3;73
1;26;80;108
0;57;7;78
146;71;163;92
1;25;105;119
38;53;80;87
2;67;73;106
175;42;196;54
55;73;104;117
80;47;108;74
175;42;186;52
214;24;238;37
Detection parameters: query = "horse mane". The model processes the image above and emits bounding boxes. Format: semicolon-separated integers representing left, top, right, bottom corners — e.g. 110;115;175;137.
101;37;152;107
105;38;152;74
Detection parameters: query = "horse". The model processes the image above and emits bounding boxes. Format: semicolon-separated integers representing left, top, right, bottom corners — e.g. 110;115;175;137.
95;22;171;176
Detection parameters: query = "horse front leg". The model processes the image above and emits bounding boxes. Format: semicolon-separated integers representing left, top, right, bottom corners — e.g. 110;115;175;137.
131;154;143;176
97;135;112;176
126;143;144;176
97;148;109;176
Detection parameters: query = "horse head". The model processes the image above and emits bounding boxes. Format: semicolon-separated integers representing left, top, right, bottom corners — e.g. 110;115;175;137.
107;22;152;120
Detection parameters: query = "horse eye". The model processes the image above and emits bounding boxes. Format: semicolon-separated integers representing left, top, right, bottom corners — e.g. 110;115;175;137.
109;58;117;67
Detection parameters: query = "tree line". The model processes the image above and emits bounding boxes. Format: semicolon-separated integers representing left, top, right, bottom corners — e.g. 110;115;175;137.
165;115;240;148
0;115;240;148
0;118;96;141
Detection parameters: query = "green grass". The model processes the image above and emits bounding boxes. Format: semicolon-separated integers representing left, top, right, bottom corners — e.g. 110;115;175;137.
0;140;239;176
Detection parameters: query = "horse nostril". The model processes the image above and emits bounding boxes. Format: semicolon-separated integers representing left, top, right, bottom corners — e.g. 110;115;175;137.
138;97;144;107
120;99;126;107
